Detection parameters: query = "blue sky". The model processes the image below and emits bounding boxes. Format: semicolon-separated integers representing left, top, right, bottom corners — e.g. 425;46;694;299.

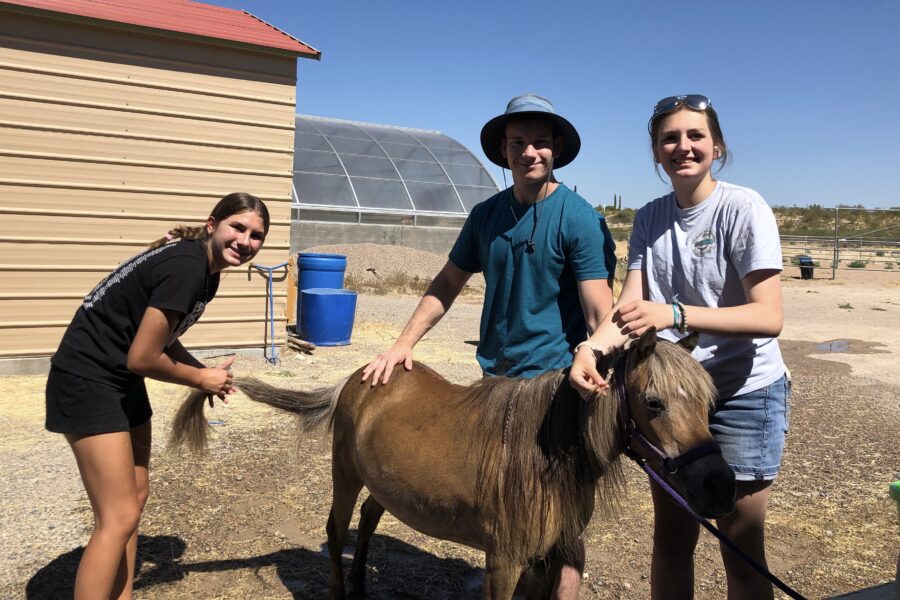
219;0;899;209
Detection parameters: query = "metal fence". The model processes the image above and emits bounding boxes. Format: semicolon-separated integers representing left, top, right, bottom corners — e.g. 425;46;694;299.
780;207;900;278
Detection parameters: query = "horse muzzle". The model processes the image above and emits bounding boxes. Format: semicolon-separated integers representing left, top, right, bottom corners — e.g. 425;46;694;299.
666;452;736;519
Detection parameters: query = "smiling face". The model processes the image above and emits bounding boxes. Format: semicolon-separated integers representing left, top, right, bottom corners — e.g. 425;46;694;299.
653;108;719;188
501;118;563;186
206;210;266;273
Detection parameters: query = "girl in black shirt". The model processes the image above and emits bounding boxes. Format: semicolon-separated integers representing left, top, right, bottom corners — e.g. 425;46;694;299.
46;192;269;599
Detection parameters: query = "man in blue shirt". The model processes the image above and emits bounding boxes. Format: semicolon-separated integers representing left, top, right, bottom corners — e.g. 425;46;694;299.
363;93;616;598
364;93;615;381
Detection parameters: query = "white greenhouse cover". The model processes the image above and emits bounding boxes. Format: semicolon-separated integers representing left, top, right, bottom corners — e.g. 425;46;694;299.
293;115;500;215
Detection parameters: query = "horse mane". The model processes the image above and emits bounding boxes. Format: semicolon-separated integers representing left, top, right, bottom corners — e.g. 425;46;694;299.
458;337;714;564
460;358;626;564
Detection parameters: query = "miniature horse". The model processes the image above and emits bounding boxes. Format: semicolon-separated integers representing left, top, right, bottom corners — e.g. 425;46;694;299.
171;329;735;599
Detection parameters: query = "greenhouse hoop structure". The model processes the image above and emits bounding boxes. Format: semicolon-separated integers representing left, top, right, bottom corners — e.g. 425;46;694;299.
292;115;500;229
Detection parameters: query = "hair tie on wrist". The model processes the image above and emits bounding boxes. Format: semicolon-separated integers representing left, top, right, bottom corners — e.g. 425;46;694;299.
164;233;174;241
574;341;604;356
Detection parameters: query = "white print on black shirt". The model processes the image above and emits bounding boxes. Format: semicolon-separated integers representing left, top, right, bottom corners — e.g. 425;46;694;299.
83;244;175;309
169;300;207;346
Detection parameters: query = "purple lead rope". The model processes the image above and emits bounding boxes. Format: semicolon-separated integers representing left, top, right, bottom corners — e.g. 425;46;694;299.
636;458;808;600
612;352;807;600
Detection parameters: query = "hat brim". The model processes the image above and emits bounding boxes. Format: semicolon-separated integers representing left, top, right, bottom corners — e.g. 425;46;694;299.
480;111;581;169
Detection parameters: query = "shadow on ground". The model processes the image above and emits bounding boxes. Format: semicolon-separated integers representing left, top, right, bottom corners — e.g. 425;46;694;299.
26;532;484;600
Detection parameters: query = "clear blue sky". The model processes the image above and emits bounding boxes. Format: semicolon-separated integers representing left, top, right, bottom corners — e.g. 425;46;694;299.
218;0;899;209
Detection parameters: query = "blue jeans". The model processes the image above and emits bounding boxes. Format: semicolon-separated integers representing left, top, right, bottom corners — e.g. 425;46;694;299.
709;374;791;481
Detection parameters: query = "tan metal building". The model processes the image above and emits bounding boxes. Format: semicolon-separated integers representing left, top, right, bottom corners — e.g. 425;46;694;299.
0;0;320;370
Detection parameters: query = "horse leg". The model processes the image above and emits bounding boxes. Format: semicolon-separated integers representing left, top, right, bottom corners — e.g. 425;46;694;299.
483;552;521;600
348;495;385;598
522;556;556;600
326;453;364;600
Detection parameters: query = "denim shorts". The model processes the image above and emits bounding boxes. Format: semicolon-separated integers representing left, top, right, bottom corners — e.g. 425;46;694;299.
709;373;790;482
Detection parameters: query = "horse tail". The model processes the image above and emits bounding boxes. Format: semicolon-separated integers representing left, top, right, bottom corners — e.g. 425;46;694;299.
235;377;343;433
169;389;216;453
168;379;345;453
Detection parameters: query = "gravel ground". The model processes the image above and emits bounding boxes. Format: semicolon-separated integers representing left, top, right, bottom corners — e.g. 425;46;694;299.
1;246;899;599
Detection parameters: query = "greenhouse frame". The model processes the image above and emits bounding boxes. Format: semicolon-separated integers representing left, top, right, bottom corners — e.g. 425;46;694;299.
291;115;500;249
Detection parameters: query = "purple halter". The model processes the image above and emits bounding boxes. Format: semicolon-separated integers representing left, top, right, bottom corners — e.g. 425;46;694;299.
612;351;808;600
613;352;722;474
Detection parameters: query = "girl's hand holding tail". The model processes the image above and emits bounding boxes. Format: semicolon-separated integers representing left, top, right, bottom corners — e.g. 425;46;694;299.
199;356;235;404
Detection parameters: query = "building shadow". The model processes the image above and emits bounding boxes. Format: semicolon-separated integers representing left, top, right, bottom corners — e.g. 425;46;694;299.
26;532;483;599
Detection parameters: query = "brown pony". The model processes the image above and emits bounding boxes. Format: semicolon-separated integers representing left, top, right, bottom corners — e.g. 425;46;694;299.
171;329;735;599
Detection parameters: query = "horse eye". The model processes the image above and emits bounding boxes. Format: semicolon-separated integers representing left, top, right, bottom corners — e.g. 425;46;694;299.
645;396;666;417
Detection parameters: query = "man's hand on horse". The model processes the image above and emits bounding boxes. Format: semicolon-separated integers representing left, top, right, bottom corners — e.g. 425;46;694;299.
361;343;414;386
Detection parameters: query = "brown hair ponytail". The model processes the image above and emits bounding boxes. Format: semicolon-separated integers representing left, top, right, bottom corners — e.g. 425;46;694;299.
147;192;270;250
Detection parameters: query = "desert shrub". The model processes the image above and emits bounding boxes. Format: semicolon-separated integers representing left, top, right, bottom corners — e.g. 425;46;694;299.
885;262;895;270
344;270;434;296
847;260;866;268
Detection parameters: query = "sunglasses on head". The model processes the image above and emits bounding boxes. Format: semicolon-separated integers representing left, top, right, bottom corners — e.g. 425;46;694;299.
652;95;711;118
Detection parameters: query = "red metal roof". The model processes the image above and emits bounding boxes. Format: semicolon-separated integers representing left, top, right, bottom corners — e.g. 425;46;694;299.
0;0;320;59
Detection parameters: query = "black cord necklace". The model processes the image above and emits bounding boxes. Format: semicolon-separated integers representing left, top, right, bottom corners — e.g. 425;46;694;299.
502;157;553;254
508;191;541;253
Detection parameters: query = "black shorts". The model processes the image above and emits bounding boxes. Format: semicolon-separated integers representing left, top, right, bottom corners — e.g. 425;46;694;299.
45;367;152;434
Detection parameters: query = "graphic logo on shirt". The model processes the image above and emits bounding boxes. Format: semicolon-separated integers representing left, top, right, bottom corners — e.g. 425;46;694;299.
168;300;207;346
690;229;717;257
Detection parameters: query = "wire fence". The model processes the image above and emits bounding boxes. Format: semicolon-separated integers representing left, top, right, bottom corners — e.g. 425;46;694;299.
781;207;900;278
610;207;900;279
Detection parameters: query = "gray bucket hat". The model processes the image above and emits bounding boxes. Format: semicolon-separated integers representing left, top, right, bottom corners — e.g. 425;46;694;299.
480;93;581;169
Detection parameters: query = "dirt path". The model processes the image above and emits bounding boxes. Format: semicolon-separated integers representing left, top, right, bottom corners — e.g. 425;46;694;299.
1;273;898;599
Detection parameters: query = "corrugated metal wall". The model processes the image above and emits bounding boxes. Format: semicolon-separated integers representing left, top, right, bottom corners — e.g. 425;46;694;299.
0;9;296;358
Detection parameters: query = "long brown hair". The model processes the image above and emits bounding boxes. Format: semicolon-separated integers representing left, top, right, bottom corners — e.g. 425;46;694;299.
148;192;270;250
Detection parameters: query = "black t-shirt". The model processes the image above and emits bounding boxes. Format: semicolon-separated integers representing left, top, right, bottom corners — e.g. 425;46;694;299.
52;239;220;386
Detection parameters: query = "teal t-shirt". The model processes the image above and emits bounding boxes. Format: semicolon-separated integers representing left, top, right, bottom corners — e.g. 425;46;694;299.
449;184;616;378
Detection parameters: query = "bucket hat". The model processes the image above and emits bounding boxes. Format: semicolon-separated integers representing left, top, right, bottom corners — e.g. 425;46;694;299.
480;93;581;169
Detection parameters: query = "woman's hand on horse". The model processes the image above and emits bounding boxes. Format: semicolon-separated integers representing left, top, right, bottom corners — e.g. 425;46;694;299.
569;346;608;399
614;300;672;336
198;356;235;403
361;344;414;386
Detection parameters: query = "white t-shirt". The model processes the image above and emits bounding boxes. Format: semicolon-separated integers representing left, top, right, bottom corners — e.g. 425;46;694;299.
628;181;785;398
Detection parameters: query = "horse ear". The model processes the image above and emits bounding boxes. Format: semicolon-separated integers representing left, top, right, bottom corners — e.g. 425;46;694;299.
632;327;657;364
677;331;700;353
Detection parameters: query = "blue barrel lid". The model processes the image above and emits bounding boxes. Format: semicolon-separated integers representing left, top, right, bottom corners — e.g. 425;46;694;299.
299;252;346;260
302;287;356;296
298;253;347;270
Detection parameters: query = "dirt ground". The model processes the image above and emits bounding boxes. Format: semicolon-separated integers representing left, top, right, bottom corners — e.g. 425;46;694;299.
1;267;898;599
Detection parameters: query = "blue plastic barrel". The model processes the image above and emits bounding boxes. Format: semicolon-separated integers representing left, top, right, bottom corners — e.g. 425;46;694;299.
297;253;347;323
300;288;357;346
298;253;346;291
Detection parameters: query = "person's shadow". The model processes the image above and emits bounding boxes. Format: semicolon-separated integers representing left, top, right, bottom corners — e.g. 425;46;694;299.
27;532;483;599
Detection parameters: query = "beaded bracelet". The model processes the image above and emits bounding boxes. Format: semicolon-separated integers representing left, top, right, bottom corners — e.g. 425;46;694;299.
671;303;680;330
674;300;688;334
